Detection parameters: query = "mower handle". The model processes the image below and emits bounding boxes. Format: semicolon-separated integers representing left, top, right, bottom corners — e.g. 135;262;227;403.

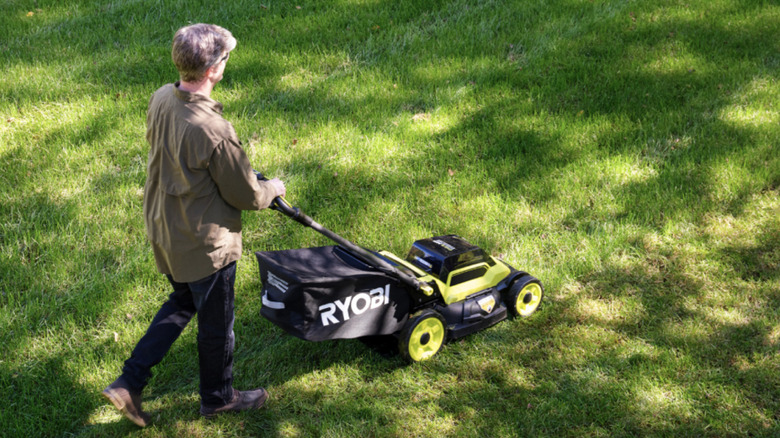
270;196;312;227
254;170;432;295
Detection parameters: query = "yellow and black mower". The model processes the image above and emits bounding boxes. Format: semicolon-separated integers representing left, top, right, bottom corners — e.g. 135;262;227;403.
255;179;543;362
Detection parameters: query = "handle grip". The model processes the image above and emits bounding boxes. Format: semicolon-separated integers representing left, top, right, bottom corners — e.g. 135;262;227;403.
254;170;301;220
270;196;311;226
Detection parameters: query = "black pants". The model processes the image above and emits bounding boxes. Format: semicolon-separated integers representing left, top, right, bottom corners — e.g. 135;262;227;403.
120;262;236;406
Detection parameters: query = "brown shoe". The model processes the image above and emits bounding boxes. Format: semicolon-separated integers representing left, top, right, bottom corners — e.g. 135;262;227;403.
200;388;268;419
102;378;151;427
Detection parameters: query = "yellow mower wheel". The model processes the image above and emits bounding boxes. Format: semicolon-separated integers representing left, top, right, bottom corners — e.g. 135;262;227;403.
399;309;447;362
508;276;544;317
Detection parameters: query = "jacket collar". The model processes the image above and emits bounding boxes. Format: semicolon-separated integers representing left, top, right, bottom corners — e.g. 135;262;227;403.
173;82;223;114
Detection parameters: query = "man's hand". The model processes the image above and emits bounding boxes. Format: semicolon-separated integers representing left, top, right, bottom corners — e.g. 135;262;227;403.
267;178;286;198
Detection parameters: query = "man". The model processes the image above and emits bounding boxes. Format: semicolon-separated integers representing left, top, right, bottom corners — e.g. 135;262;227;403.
102;23;285;427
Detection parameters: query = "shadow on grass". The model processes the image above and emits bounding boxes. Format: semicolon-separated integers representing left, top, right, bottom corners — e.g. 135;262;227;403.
719;217;780;283
540;211;780;435
0;105;162;435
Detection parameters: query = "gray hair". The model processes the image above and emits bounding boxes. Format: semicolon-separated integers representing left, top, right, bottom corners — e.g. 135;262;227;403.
171;24;237;82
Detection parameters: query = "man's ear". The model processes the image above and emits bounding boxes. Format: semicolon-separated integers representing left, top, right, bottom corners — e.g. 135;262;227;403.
204;64;218;80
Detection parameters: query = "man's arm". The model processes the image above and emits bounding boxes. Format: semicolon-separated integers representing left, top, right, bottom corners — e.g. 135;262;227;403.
208;139;285;210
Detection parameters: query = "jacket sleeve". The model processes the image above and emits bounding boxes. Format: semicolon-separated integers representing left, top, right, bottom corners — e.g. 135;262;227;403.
208;138;278;211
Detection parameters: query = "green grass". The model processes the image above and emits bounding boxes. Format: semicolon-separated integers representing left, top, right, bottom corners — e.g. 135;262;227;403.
1;0;779;436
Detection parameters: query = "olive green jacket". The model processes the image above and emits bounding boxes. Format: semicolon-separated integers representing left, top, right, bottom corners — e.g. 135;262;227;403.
143;83;277;282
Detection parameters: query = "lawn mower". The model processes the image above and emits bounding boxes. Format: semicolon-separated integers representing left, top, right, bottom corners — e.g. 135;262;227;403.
255;177;544;362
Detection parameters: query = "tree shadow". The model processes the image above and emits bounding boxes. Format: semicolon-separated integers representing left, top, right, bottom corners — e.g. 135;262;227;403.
718;216;780;283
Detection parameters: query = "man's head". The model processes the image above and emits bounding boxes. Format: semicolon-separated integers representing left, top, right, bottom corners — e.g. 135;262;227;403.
171;24;237;83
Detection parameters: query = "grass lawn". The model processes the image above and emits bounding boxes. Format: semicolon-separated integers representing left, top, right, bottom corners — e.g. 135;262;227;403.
1;0;778;436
